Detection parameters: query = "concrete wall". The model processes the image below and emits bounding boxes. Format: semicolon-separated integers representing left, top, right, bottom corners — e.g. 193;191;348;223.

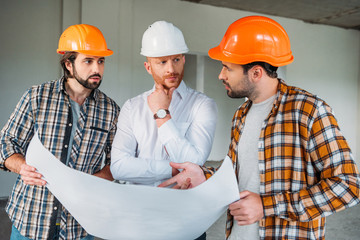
0;0;359;197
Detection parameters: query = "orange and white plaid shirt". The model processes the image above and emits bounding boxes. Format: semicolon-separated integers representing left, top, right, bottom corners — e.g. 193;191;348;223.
204;80;360;239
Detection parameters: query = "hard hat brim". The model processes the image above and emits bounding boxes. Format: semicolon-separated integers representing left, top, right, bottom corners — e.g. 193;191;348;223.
208;46;294;67
57;49;114;57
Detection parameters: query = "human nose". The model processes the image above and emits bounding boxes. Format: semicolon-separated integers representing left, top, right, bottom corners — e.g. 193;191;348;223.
218;67;226;81
166;62;175;73
92;62;100;73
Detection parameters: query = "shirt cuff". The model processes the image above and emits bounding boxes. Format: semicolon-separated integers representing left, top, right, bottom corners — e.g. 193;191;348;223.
261;194;278;217
158;119;181;144
154;160;172;181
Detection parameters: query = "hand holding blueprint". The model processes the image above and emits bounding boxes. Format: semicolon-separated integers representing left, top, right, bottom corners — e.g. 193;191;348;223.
26;132;239;240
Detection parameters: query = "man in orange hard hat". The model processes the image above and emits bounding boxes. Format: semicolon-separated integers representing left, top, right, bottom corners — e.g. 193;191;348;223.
0;24;120;240
160;16;360;239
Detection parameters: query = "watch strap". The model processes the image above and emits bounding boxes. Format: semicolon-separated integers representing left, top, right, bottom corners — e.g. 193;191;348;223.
153;109;170;119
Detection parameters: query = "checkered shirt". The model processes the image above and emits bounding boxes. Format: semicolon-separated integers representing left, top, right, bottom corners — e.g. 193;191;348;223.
0;78;120;240
203;80;360;239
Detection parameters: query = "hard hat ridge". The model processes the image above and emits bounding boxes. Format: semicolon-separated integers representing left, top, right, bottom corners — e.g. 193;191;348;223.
208;16;293;67
140;21;189;57
57;24;113;57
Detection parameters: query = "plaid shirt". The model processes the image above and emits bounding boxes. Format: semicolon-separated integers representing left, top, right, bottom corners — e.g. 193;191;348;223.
0;78;120;240
204;80;360;239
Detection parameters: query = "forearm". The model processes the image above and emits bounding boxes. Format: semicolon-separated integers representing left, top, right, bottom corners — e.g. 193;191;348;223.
261;173;360;222
93;165;113;181
0;90;34;171
110;149;171;184
158;119;215;164
4;153;26;174
262;103;360;222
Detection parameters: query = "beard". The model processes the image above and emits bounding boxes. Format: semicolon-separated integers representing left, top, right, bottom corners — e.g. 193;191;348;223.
152;67;184;90
71;65;102;90
162;71;183;89
223;75;255;99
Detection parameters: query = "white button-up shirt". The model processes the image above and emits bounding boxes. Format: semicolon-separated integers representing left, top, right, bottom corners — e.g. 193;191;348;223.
111;81;217;186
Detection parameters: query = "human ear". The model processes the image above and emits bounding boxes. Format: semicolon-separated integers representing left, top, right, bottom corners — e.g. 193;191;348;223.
144;61;152;75
251;66;263;82
65;61;73;75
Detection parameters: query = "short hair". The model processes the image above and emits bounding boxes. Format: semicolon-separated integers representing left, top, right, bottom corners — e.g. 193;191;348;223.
242;62;278;78
60;52;78;79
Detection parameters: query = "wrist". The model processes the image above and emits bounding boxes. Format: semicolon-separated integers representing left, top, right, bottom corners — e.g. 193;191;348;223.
4;153;26;174
156;115;171;127
153;109;170;119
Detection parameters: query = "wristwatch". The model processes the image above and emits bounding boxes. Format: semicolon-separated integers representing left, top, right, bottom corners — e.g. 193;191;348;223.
153;109;170;119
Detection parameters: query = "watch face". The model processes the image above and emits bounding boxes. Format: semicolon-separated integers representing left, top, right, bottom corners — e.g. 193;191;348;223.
157;109;167;118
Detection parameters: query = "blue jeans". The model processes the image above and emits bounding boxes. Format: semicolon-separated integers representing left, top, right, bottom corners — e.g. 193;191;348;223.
11;225;94;240
195;232;206;240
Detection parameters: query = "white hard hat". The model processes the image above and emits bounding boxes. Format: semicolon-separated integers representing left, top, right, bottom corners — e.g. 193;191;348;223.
140;21;189;57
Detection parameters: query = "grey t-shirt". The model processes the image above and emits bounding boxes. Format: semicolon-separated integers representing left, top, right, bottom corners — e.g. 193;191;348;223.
229;95;276;240
66;98;80;165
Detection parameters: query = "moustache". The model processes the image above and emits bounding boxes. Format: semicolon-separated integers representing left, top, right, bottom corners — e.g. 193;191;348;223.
222;80;230;87
164;73;179;79
88;74;102;79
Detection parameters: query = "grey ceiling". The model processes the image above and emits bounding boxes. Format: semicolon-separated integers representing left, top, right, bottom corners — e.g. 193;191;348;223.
181;0;360;30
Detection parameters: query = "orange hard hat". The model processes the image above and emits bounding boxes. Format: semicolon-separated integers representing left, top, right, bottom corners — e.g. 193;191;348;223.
57;24;113;56
208;16;293;67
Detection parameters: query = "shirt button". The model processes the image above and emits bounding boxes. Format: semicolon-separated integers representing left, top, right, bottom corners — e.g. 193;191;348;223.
54;206;58;210
64;145;68;148
69;123;72;127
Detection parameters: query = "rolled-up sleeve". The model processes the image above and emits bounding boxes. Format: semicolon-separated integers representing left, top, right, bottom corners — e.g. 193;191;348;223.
0;90;34;171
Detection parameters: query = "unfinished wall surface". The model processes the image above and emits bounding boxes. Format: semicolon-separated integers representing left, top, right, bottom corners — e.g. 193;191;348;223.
0;0;359;197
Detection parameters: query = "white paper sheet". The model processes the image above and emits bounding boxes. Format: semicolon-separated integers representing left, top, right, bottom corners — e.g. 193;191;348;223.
26;132;239;240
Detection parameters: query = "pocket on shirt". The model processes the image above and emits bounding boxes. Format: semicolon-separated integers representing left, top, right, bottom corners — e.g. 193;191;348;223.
90;126;108;133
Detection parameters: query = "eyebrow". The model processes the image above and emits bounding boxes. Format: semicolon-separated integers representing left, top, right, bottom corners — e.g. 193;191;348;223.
83;57;105;61
222;64;229;69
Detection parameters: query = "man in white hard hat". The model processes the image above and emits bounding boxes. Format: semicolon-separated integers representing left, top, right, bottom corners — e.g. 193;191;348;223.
110;21;217;240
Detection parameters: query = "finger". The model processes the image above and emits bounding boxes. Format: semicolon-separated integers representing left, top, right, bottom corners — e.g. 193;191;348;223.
154;82;165;91
20;168;43;179
229;209;243;217
229;199;241;210
21;164;37;172
180;178;191;189
158;178;177;188
22;176;46;186
168;87;176;98
172;184;181;189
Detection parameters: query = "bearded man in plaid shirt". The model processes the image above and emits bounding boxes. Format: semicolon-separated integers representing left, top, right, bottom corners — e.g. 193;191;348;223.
0;24;120;240
160;16;360;240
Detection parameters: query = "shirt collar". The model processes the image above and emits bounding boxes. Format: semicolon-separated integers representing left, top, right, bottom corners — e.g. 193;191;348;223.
174;81;187;100
271;78;288;115
55;77;99;103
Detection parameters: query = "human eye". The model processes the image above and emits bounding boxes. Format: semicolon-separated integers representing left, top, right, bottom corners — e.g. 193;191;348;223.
98;59;105;64
84;59;93;64
223;65;231;72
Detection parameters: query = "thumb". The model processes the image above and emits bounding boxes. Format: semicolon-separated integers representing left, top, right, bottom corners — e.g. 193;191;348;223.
169;161;185;170
239;190;251;199
168;87;176;98
154;82;165;91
